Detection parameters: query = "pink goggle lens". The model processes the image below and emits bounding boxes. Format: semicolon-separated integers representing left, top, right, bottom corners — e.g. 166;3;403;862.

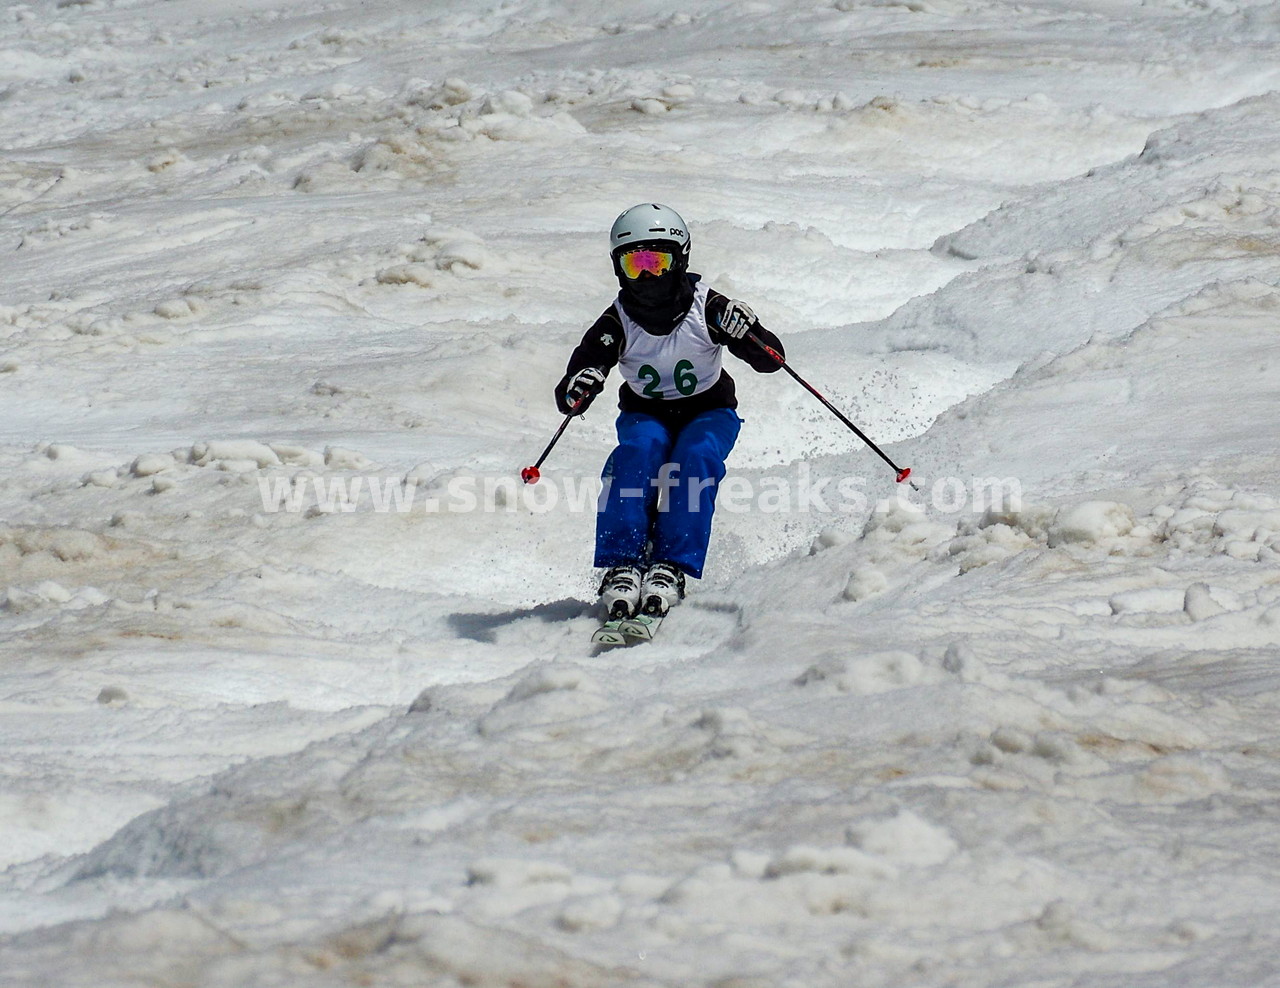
619;249;673;279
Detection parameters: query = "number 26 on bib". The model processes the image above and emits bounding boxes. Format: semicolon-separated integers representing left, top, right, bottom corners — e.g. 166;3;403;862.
636;359;699;398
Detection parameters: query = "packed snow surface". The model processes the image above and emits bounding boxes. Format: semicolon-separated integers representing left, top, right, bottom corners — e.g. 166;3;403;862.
4;0;1280;985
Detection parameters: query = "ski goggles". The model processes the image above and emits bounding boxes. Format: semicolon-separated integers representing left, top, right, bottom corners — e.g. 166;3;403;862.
617;248;673;280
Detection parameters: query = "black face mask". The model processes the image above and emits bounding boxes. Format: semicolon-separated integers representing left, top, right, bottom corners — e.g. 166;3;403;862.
627;270;678;305
616;266;695;334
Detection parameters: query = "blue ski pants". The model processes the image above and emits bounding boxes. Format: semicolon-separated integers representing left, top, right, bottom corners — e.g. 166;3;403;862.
594;408;742;580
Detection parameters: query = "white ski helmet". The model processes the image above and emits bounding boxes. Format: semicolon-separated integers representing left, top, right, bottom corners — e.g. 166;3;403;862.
609;203;691;259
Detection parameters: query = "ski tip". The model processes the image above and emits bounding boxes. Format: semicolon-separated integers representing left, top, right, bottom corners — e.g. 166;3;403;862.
618;615;660;641
521;466;541;484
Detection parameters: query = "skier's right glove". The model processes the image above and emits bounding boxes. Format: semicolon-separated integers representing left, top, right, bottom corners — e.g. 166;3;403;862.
718;299;757;340
557;366;607;415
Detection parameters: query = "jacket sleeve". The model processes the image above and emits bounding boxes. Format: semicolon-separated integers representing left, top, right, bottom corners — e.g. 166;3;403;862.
554;307;624;413
706;290;785;373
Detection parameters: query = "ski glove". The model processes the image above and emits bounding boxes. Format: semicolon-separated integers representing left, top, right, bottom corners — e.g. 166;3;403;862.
719;299;756;340
559;366;607;415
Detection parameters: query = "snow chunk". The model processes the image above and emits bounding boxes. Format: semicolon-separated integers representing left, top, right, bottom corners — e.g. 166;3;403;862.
465;106;587;142
191;441;281;470
324;446;373;471
82;468;119;488
1137;754;1231;803
1214;507;1280;539
1047;500;1135;547
479;665;609;738
354;135;444;180
990;726;1035;755
846;809;959;867
465;857;572;888
764;845;897;881
810;526;856;552
33;580;73;604
268;443;325;468
505;665;595;702
293;161;356;193
131;453;175;477
153;298;196;319
862;499;955;557
407;78;475;109
692;707;778;760
843;567;888;601
943;508;1045;573
145;149;189;174
97;685;129;706
83;908;226;957
795;651;927;695
984;503;1057;541
2;526;103;564
772;89;810;109
942;641;989;682
482;90;533;116
3;588;44;613
1183;582;1225;622
556;894;623;932
376;263;436;288
1034;901;1122;951
1107;587;1186;615
44;443;87;462
434;240;490;272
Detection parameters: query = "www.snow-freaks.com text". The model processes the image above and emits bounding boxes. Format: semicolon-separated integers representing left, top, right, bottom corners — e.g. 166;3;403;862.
256;466;1021;517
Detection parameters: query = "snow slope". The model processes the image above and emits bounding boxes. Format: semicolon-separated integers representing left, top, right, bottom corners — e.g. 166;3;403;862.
3;0;1280;985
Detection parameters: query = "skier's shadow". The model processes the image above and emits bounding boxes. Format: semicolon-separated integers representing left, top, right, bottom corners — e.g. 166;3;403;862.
448;598;595;644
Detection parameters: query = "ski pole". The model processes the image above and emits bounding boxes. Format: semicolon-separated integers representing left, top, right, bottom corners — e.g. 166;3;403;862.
746;330;918;490
521;398;584;484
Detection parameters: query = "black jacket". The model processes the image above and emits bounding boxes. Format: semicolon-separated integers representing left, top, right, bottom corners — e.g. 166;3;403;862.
556;277;785;429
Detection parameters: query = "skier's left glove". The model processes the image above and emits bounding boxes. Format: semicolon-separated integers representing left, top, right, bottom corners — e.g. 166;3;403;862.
557;366;607;415
719;299;756;340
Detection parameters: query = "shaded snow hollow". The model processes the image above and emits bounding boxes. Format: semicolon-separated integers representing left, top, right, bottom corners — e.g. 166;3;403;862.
4;0;1280;986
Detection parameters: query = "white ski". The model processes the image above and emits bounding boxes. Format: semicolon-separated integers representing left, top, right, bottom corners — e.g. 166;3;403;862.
618;613;662;641
590;612;663;646
591;619;629;646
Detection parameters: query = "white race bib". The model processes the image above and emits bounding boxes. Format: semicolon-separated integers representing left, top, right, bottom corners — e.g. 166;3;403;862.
614;283;722;401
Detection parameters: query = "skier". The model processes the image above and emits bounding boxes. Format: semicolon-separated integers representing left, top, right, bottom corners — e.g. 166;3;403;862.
555;203;786;620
